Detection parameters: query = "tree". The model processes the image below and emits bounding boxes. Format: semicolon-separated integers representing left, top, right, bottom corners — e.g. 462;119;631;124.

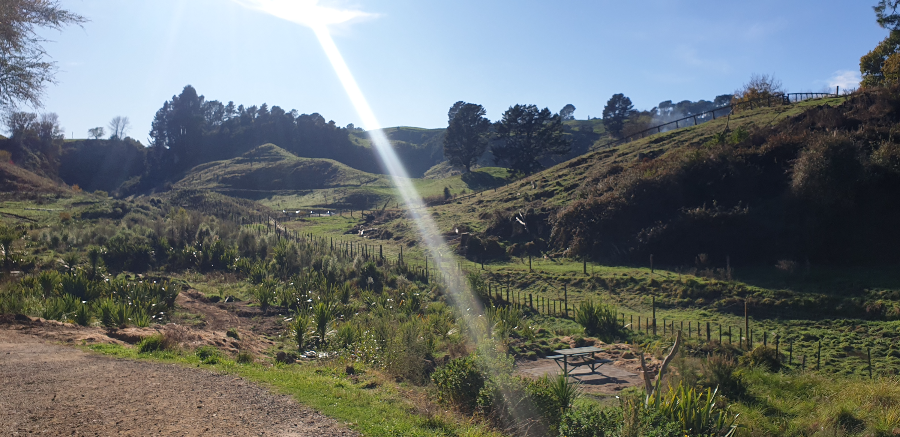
559;104;576;121
492;104;570;175
443;102;491;172
447;100;466;123
876;1;900;30
88;127;104;139
108;116;130;139
602;93;634;138
861;29;900;88
0;0;86;110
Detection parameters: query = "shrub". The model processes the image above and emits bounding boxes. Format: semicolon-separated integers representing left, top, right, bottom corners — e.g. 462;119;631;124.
236;350;254;364
574;300;619;340
138;333;176;353
701;354;745;399
292;312;311;351
195;345;223;364
73;301;92;326
647;382;738;437
432;354;486;413
252;282;277;313
739;345;781;371
226;328;240;340
312;301;334;345
558;403;620;437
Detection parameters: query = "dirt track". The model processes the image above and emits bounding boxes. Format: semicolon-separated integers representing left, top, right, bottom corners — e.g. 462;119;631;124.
0;329;357;437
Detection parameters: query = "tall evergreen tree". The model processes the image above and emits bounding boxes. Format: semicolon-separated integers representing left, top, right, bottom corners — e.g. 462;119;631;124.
443;102;491;172
602;93;634;138
492;104;570;175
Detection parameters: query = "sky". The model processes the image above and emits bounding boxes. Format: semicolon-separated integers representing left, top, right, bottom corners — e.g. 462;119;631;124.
32;0;890;141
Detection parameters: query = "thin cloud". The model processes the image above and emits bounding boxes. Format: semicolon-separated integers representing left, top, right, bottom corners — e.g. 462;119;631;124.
673;45;731;74
234;0;378;29
827;70;861;90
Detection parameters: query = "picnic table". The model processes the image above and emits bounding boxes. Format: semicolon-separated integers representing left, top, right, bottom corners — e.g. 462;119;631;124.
547;346;611;375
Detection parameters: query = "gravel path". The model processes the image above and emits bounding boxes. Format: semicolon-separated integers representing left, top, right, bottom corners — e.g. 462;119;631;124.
0;329;357;437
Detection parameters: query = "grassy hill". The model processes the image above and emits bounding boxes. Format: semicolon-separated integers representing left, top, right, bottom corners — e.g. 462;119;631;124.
0;161;71;198
174;143;511;210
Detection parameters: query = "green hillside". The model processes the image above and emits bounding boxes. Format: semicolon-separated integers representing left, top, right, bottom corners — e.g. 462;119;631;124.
175;143;510;210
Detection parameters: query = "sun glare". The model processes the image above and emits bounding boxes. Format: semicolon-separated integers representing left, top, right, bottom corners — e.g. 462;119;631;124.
233;0;486;326
234;0;374;28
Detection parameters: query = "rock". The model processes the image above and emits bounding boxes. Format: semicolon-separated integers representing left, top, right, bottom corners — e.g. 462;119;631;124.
621;352;635;359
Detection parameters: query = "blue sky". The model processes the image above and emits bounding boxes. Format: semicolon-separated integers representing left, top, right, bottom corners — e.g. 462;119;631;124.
37;0;887;141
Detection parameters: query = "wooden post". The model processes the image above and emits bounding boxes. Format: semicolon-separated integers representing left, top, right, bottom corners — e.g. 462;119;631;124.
789;339;793;365
529;294;533;309
650;254;654;274
663;319;666;335
739;328;743;348
652;296;657;335
816;341;821;370
706;322;710;341
564;284;568;317
529;255;532;272
802;355;806;371
718;324;722;343
764;331;767;347
868;348;873;379
744;299;749;347
583;255;587;275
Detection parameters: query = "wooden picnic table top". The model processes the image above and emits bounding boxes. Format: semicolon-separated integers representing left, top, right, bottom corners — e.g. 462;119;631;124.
552;346;604;356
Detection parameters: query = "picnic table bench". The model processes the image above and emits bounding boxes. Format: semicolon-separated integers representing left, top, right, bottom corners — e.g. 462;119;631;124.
547;346;612;374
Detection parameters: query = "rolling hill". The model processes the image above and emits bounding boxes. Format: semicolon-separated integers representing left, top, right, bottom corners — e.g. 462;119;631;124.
174;143;511;210
367;92;900;268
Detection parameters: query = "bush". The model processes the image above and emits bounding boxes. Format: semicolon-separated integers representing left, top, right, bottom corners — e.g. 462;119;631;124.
558;403;620;437
236;351;254;364
573;300;619;340
739;345;781;371
432;354;486;413
138;333;175;353
702;354;745;398
195;345;223;364
226;328;240;340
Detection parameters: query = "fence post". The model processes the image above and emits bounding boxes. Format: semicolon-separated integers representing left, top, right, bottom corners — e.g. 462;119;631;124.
868;348;873;379
706;322;710;341
564;284;568;317
652;296;657;336
789;340;793;365
816;341;821;370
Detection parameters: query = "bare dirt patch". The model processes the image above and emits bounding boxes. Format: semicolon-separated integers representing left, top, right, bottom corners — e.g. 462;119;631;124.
0;328;357;437
515;342;662;395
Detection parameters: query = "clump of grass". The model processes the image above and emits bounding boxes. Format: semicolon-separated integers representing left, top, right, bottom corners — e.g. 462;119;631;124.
195;345;223;364
573;299;619;340
226;327;240;340
137;332;176;353
236;350;254;364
